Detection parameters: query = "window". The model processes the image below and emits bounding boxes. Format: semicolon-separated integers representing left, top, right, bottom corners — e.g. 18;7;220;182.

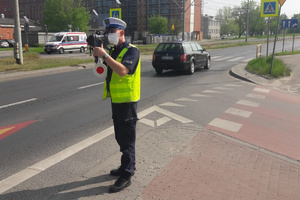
184;43;193;53
190;43;197;51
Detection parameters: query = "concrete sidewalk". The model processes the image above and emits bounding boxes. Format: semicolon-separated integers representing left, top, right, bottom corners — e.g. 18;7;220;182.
47;55;300;199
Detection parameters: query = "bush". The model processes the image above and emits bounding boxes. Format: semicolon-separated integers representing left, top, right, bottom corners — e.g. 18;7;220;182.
246;56;291;78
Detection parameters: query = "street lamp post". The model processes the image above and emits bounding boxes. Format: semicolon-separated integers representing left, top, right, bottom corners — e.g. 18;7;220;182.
182;0;185;41
13;0;23;64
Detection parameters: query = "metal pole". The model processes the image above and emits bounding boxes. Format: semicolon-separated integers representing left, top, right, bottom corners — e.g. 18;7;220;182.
13;0;23;64
270;5;281;75
292;28;295;52
267;17;270;57
245;0;249;42
182;0;185;41
282;29;285;52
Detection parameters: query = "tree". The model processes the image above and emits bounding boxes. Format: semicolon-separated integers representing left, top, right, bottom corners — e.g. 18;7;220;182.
287;14;300;34
148;15;168;34
168;18;182;35
216;6;236;36
42;0;90;32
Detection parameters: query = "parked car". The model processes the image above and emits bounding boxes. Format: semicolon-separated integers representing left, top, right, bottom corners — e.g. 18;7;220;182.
221;34;228;39
152;41;211;74
4;39;15;47
0;40;9;48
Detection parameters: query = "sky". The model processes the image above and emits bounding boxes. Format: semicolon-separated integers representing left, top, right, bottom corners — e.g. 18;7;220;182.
202;0;299;18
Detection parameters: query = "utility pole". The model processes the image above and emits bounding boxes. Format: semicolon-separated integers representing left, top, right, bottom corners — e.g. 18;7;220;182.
245;0;249;42
182;0;185;41
13;0;23;64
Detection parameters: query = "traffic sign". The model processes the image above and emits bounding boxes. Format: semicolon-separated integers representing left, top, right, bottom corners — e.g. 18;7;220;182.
110;8;122;19
278;0;286;6
261;0;279;17
281;19;298;29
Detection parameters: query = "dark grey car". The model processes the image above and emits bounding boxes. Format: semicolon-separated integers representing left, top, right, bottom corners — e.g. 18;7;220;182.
152;41;211;74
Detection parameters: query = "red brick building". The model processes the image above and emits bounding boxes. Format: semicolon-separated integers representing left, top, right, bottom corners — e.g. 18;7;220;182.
0;0;14;18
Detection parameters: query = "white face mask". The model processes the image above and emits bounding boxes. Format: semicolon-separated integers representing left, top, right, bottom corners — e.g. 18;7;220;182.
108;32;119;46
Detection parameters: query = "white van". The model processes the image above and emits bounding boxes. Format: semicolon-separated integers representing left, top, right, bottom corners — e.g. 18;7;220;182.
44;32;88;54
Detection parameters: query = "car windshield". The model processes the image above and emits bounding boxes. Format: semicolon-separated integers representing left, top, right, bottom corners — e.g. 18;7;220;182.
49;36;63;42
155;43;183;53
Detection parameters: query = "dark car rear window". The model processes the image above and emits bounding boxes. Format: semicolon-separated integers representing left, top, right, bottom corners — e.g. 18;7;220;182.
155;43;183;53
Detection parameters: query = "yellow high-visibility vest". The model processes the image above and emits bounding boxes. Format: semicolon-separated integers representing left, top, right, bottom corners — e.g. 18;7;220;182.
103;44;141;103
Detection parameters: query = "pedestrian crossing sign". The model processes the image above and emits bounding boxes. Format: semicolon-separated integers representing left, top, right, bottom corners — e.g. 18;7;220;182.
261;0;279;17
110;8;122;19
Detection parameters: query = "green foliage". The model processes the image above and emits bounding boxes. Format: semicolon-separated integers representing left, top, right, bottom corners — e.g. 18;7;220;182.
149;15;168;34
168;18;182;35
42;0;90;32
246;56;291;78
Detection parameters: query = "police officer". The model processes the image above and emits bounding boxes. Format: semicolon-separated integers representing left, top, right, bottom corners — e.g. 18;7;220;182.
93;17;140;193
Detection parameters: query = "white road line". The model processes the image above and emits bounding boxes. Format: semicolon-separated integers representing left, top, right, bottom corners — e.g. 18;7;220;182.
78;82;104;90
202;90;222;93
191;94;211;97
0;98;38;109
246;93;266;99
0;126;114;194
208;118;242;132
236;100;259;107
157;116;171;126
253;88;270;93
214;56;233;61
223;84;242;87
139;118;155;127
175;98;198;102
0;105;192;194
213;87;234;90
227;57;244;62
225;107;252;118
211;56;221;59
160;102;185;107
243;58;254;62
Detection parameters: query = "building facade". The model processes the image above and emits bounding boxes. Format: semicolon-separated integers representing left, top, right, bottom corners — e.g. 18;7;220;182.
201;15;220;39
1;0;203;41
1;0;13;18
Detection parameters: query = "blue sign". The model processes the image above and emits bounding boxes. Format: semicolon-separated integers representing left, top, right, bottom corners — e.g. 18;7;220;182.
263;2;276;15
281;19;298;29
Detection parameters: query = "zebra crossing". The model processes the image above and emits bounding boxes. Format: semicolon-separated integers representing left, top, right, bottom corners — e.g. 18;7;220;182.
212;55;254;63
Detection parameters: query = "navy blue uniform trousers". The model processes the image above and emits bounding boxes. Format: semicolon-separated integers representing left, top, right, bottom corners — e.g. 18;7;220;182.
112;102;138;180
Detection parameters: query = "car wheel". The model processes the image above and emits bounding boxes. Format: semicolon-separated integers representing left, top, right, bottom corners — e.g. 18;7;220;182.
204;58;211;69
80;47;85;53
58;48;64;54
188;60;195;74
155;68;163;74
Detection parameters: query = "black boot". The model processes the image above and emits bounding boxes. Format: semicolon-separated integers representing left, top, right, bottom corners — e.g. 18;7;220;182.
109;177;131;193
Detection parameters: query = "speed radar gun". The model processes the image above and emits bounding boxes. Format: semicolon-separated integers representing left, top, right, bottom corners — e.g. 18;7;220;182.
86;32;110;78
87;9;111;78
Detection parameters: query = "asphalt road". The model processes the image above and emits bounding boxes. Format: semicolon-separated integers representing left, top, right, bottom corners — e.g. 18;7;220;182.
0;39;299;199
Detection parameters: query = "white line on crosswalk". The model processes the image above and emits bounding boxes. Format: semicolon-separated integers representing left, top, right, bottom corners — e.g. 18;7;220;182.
208;118;242;132
228;57;244;62
237;100;259;107
225;107;252;118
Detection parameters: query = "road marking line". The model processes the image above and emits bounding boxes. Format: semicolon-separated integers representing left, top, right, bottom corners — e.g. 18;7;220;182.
214;56;233;61
225;107;252;118
223;84;242;87
208;118;242;132
159;102;185;107
237;100;259;107
211;56;221;59
0;98;38;109
253;88;270;93
228;57;244;62
157;116;171;126
0;126;114;194
139;118;155;127
213;87;234;90
191;94;211;97
175;98;198;102
0;105;192;194
243;58;254;62
202;90;222;93
246;93;266;99
78;82;104;90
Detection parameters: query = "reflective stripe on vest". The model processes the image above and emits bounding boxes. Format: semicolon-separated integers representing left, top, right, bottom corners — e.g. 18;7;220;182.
103;44;141;103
